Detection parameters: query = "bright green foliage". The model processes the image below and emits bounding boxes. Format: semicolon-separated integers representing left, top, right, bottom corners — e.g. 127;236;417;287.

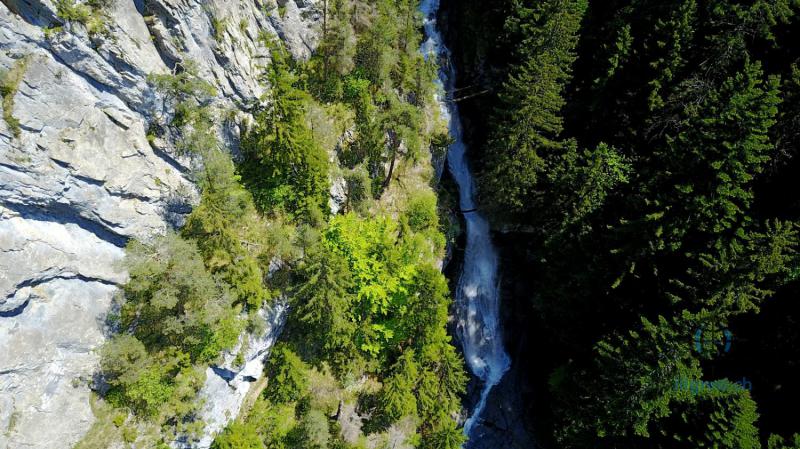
322;213;421;359
241;41;330;219
282;209;465;443
481;0;588;215
281;213;464;443
265;346;310;404
353;0;400;86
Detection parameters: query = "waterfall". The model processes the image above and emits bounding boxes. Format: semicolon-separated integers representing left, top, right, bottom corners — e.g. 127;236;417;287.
419;0;511;438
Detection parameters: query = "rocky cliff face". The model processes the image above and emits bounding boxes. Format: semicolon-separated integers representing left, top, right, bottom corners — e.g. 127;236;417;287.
0;1;319;447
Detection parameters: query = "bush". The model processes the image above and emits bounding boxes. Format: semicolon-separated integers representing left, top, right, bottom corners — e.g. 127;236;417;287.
403;190;439;233
1;56;28;138
55;0;107;34
121;426;137;443
298;409;330;449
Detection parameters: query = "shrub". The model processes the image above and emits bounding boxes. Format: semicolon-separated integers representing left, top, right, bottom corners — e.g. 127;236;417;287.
1;56;29;138
403;190;439;233
121;426;137;443
298;409;330;449
211;422;264;449
55;0;107;35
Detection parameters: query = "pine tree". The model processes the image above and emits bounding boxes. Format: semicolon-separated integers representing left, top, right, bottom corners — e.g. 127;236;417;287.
265;346;309;404
183;149;270;310
420;418;467;449
652;60;780;239
211;422;265;449
656;386;760;449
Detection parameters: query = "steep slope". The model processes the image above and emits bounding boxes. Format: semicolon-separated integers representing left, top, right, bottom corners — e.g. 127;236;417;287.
0;1;320;447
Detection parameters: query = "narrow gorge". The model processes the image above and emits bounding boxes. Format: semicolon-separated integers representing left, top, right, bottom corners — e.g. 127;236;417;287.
420;0;510;438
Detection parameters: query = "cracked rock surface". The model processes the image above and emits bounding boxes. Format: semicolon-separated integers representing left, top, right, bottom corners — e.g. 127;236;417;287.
0;0;320;447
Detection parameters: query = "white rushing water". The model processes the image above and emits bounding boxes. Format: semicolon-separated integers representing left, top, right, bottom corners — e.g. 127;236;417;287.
419;0;512;438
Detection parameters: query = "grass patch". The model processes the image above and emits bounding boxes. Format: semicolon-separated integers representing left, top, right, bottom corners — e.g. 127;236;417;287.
211;16;228;42
1;56;29;138
55;0;109;35
73;394;165;449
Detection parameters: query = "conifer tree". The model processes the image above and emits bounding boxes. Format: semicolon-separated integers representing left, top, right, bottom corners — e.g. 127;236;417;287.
381;349;419;423
292;242;358;371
